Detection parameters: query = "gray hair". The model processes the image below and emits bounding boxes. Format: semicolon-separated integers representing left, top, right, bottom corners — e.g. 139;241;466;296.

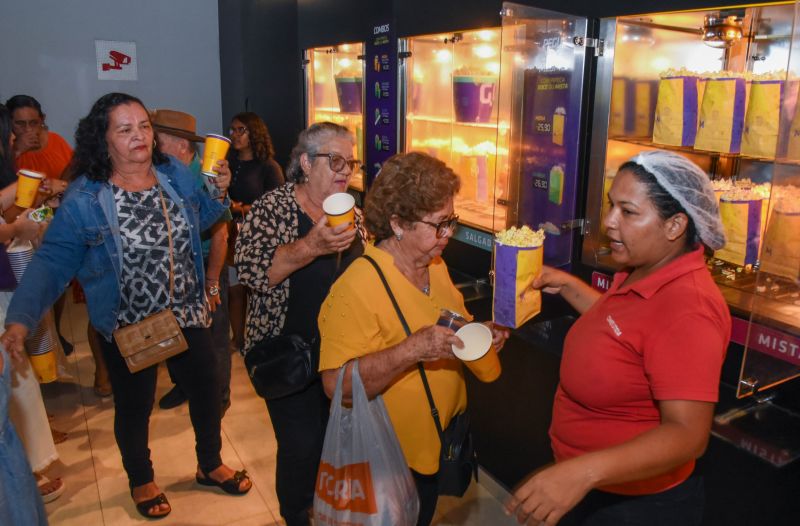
286;121;354;183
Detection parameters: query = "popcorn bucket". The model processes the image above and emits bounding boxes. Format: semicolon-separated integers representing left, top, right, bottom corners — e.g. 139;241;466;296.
334;77;363;113
492;242;543;328
715;198;768;266
453;76;497;123
695;77;747;154
653;76;700;147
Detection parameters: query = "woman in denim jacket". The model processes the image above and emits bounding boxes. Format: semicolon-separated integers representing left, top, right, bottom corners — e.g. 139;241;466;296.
0;93;252;519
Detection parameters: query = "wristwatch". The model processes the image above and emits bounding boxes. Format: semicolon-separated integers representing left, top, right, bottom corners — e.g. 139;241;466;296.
207;282;220;296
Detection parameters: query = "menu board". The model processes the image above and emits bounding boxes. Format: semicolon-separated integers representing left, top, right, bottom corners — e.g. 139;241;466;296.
364;21;398;186
519;69;580;265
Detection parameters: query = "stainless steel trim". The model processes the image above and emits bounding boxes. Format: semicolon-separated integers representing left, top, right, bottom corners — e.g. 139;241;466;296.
581;17;617;267
397;38;409;154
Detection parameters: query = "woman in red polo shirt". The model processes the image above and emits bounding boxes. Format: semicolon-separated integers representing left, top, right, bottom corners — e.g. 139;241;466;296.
507;151;730;526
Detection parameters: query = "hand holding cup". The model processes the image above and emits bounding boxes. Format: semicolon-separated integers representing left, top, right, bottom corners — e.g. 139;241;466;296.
201;134;231;177
452;322;502;382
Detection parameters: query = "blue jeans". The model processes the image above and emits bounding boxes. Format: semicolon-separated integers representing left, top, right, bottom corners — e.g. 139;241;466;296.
560;476;704;526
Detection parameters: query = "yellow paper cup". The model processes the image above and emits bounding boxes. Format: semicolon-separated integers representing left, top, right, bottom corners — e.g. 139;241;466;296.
29;352;58;383
322;192;355;229
15;169;45;208
452;323;501;383
201;134;231;176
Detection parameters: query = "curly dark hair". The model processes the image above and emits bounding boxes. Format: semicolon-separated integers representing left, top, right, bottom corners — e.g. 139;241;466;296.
230;112;274;163
618;160;698;249
365;152;460;241
69;93;168;182
0;104;16;189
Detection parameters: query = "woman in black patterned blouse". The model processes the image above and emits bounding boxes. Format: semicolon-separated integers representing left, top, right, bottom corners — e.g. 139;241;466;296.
235;121;364;526
226;112;284;352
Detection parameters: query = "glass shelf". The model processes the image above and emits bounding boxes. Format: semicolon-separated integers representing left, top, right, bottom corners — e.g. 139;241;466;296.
608;136;778;162
407;113;510;131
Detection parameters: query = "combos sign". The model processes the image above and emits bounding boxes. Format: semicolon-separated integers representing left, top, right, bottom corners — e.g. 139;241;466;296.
315;461;377;514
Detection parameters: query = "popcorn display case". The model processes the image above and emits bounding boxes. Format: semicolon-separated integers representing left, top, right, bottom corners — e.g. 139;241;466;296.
401;28;508;232
577;2;800;401
304;43;366;192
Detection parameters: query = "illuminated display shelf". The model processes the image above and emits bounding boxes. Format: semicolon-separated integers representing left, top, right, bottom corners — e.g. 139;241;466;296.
407;113;510;131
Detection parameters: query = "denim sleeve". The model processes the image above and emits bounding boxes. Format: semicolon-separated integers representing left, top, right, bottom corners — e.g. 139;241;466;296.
6;205;86;331
197;184;231;232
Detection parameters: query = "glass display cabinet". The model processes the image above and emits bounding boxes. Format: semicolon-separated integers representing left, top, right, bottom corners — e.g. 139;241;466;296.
304;42;366;192
493;5;592;267
579;2;800;400
401;28;508;232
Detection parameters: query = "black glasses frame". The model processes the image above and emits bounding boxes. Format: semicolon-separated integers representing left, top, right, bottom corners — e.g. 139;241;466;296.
312;153;361;173
228;126;248;135
418;215;459;238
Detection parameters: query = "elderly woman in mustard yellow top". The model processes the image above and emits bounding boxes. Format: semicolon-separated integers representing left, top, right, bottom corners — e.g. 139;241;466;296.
318;152;509;526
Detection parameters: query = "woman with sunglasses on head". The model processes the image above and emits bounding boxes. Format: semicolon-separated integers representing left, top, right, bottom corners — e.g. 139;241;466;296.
317;151;509;526
235;121;365;526
226;112;284;353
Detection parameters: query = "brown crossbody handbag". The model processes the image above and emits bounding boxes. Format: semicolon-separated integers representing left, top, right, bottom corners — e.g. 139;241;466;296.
112;185;189;372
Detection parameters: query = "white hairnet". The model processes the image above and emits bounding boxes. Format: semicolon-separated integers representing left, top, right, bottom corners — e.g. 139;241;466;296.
629;150;726;250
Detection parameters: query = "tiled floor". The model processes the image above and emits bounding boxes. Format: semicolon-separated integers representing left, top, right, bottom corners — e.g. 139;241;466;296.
39;297;519;525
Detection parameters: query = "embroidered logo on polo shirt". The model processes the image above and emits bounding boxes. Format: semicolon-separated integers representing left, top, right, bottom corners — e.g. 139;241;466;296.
606;315;622;337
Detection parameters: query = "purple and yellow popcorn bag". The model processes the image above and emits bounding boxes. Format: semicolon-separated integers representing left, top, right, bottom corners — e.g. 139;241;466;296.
492;227;544;328
695;77;747;154
715;196;768;266
741;79;784;159
652;76;699;147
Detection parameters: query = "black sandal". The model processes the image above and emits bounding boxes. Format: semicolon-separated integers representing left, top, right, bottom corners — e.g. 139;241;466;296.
196;468;252;495
132;491;171;519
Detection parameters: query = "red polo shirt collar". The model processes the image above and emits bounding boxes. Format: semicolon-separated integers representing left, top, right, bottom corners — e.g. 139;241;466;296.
608;246;706;299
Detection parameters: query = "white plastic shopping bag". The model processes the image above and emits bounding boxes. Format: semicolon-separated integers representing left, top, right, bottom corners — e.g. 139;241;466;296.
313;360;419;526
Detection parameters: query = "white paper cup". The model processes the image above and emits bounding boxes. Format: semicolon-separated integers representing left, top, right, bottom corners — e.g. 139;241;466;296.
452;323;501;382
322;192;355;229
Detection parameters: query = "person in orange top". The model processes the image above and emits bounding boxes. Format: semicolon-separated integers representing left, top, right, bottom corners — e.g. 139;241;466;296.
6;95;72;180
506;151;730;526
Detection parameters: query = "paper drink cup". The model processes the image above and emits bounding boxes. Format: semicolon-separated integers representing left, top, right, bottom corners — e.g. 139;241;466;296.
201;134;231;176
15;170;45;208
29;352;58;383
322;192;355;229
452;323;501;383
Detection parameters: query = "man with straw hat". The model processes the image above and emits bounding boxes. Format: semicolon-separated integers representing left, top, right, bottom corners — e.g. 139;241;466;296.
152;109;233;415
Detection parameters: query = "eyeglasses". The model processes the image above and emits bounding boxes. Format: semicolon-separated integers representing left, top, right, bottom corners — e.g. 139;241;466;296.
312;153;361;173
228;126;248;135
418;215;459;238
13;119;44;130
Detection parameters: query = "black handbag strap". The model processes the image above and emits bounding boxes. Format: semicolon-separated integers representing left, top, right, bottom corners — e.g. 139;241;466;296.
360;254;447;445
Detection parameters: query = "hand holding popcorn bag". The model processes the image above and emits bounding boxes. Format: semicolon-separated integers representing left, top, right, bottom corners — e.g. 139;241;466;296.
492;226;544;328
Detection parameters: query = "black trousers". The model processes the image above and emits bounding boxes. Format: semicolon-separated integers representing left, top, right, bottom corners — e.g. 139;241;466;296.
264;379;330;526
99;326;223;488
559;475;705;526
411;470;439;526
167;266;231;405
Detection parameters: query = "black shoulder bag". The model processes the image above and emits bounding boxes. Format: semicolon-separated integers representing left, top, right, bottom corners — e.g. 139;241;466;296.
362;254;478;497
244;334;319;400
